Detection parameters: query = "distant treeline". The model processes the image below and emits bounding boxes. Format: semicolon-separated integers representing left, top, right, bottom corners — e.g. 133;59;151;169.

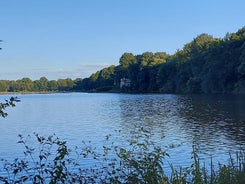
0;77;78;93
1;27;245;94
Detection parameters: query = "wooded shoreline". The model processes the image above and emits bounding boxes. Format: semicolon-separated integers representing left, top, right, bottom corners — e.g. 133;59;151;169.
1;27;245;94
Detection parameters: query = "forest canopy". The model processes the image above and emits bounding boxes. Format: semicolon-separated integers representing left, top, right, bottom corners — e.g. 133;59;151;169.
1;27;245;94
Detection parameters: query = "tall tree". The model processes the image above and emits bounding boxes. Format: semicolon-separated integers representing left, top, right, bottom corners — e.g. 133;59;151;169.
48;80;58;91
57;78;74;91
119;52;137;69
17;78;33;91
0;80;9;92
39;77;49;91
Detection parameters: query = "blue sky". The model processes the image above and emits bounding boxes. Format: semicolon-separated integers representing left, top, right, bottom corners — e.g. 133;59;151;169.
0;0;245;80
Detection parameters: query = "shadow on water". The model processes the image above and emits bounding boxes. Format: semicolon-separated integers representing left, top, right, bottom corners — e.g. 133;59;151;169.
117;94;245;166
177;94;245;149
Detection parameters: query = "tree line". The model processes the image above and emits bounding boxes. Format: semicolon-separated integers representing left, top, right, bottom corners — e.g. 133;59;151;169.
79;26;245;94
0;77;78;92
1;26;245;94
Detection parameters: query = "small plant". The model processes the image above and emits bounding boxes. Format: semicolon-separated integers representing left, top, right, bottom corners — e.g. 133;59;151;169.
213;151;245;184
191;143;204;184
111;126;169;183
0;133;71;183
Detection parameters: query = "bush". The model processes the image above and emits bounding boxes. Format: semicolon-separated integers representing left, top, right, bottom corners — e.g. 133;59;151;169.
0;127;244;183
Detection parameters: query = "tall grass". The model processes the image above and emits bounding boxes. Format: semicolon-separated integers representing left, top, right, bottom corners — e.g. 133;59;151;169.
0;130;244;183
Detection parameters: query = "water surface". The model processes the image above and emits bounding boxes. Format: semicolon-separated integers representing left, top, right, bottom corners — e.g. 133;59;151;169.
0;93;244;169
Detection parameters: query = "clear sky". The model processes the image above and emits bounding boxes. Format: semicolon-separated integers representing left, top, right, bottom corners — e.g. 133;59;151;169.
0;0;245;80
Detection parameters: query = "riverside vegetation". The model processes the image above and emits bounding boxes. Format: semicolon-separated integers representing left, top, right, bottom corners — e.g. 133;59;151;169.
0;102;245;184
1;27;245;183
1;27;245;94
0;127;244;184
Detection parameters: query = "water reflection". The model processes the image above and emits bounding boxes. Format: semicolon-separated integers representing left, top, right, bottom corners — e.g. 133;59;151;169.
118;94;245;165
176;94;245;150
1;93;245;170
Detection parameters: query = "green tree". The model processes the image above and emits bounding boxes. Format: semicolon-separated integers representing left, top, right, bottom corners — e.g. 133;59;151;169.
79;78;93;91
48;80;58;91
130;52;169;92
183;34;221;59
16;78;33;92
119;52;137;69
8;80;16;92
33;80;41;92
140;52;154;67
72;78;83;91
57;78;74;91
90;71;100;82
118;53;139;91
97;65;115;88
39;77;49;91
0;80;9;92
100;65;115;80
152;52;168;66
238;42;245;76
157;61;177;93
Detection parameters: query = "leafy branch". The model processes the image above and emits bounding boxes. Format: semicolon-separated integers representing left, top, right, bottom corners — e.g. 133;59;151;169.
0;97;20;118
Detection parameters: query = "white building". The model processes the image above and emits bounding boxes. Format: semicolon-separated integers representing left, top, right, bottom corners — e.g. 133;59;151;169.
120;78;131;88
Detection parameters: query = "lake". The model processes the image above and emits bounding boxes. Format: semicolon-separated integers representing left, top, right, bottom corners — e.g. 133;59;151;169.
0;93;245;171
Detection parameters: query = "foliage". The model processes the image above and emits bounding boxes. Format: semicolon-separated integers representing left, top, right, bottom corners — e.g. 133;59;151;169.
1;27;245;93
0;97;20;118
78;26;245;94
0;128;244;184
0;77;76;93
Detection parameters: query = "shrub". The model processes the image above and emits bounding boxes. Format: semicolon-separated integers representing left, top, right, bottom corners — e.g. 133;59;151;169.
0;128;244;183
